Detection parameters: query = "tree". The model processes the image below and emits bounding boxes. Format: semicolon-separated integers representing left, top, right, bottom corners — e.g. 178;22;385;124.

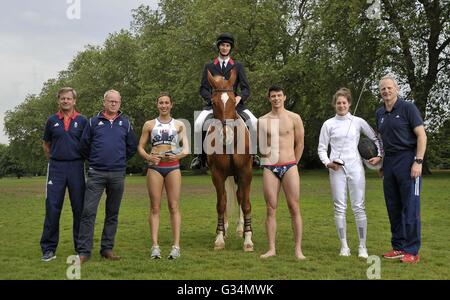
0;144;26;178
427;119;450;169
379;0;450;130
3;0;449;171
4;93;55;175
285;0;449;168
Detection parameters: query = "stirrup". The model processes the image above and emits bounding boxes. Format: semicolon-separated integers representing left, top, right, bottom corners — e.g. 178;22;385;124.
190;156;204;169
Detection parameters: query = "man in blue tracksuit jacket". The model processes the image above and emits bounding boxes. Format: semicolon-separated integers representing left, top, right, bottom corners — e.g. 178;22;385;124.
40;87;87;262
376;75;427;264
77;90;137;263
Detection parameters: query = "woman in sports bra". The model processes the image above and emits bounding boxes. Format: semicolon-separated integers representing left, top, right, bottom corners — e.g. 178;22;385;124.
138;92;189;259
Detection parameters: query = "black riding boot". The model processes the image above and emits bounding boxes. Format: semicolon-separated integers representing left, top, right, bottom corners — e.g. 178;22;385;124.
252;154;261;167
190;154;206;170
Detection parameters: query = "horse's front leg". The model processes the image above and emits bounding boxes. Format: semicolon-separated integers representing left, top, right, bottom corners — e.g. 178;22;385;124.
237;169;254;252
212;171;227;250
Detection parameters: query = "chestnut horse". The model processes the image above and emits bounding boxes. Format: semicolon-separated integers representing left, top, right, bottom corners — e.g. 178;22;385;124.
204;68;254;251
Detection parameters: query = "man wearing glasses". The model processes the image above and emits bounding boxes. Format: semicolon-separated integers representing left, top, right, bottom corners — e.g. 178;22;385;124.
77;90;137;263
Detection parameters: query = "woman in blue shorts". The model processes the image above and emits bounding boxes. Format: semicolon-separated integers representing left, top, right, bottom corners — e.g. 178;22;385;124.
138;92;189;259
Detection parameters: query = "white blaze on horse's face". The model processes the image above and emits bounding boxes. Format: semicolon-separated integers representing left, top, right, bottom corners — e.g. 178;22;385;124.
221;92;229;109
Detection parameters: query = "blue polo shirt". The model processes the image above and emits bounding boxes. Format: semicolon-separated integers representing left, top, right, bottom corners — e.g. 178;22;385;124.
376;98;423;155
43;112;87;161
80;111;137;171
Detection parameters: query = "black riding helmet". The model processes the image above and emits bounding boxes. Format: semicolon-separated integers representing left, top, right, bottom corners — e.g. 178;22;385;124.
216;33;235;50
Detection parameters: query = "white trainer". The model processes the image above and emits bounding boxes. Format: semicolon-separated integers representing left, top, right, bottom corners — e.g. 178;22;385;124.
358;246;369;259
168;246;180;260
339;247;351;256
150;245;161;259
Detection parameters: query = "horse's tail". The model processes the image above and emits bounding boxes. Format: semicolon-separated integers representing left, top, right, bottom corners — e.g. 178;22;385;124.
225;176;244;237
225;176;238;217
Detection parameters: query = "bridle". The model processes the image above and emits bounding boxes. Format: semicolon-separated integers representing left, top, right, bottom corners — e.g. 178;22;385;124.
212;88;234;93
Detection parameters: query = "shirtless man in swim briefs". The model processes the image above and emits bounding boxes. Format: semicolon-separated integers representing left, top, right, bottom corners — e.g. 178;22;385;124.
258;85;306;260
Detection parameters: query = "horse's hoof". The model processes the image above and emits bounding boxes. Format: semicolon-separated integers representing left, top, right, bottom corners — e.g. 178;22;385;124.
214;244;225;250
243;244;254;252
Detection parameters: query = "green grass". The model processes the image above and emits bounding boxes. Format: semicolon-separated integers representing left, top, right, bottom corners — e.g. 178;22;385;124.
0;170;449;280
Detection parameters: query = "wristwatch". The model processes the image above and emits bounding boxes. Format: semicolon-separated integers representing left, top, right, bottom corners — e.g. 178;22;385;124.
414;158;423;164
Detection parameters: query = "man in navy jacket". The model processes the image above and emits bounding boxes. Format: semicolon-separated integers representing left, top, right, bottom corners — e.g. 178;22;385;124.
40;87;87;262
376;75;427;264
191;33;258;169
77;90;137;263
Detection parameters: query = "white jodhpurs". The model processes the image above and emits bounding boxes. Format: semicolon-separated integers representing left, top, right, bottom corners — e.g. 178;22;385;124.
194;109;213;154
193;108;258;154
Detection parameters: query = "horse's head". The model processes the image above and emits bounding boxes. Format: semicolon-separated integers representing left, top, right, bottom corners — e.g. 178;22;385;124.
207;68;237;122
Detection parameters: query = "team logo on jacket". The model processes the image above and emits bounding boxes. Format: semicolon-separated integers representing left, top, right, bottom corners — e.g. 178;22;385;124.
395;115;400;118
74;122;78;128
98;121;104;126
380;117;384;124
54;123;60;127
119;121;123;126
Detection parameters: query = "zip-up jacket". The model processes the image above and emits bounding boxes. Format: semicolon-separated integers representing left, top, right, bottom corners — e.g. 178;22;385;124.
43;111;87;161
318;113;382;167
80;111;137;171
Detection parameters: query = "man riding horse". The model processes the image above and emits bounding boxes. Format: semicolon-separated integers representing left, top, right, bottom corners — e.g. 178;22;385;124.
205;64;254;252
191;33;259;169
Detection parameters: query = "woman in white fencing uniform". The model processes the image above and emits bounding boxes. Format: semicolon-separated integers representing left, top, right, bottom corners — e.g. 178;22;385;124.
318;88;382;258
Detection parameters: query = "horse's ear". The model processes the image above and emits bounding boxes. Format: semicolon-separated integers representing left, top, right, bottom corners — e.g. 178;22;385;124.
228;68;237;87
207;70;217;88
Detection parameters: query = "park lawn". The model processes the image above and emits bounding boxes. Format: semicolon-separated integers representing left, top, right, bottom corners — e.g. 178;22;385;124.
0;170;449;280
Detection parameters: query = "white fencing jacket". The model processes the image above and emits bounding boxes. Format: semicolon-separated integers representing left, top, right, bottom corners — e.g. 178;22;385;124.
318;113;382;167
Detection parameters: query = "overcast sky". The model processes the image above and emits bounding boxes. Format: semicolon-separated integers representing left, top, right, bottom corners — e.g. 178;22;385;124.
0;0;158;144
